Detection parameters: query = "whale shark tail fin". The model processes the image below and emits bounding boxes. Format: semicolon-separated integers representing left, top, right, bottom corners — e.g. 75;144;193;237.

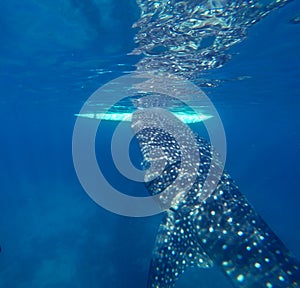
147;210;213;288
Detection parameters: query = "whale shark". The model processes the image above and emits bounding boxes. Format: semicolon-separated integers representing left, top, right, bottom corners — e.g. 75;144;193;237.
131;108;300;288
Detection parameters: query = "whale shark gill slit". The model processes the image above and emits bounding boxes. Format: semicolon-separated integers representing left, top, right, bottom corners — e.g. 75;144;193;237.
131;109;300;288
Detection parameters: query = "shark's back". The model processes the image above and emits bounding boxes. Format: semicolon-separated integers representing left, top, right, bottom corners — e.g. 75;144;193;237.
131;109;300;288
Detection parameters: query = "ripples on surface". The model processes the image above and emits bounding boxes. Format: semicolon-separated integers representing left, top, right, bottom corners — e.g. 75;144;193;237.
131;0;292;81
70;0;295;122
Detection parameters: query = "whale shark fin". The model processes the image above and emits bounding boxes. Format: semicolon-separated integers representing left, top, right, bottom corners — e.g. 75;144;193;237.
147;209;213;288
131;108;300;288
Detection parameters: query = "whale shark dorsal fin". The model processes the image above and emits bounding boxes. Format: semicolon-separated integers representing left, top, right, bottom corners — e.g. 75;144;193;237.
148;209;213;287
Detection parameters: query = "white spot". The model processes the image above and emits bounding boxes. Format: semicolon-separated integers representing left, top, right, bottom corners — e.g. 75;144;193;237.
254;262;261;269
228;217;233;223
222;244;227;250
266;282;273;288
278;275;285;282
264;258;270;263
226;270;232;275
222;261;229;266
237;231;244;236
246;246;251;251
237;274;244;282
211;210;216;216
209;227;214;233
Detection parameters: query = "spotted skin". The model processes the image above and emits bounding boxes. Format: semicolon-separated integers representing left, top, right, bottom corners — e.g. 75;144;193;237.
131;110;300;288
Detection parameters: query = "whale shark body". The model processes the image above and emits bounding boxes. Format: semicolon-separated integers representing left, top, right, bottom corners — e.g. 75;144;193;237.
131;109;300;288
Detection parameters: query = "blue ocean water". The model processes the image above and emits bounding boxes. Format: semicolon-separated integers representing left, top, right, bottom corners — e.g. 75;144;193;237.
0;0;300;287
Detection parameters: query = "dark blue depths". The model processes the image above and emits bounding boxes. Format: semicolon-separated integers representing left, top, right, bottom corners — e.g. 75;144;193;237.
0;0;300;288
